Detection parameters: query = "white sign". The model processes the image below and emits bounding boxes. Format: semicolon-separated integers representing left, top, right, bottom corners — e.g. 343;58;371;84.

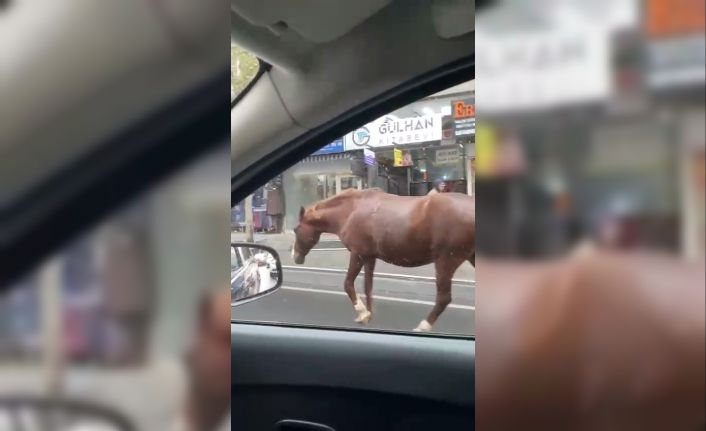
435;148;461;165
647;35;706;89
345;114;442;149
475;28;610;113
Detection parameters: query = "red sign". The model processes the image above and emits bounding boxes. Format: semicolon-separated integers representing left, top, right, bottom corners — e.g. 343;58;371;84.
452;100;475;119
646;0;705;38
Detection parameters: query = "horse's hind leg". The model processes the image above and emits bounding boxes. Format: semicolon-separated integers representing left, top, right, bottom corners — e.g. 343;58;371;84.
361;259;376;324
344;254;370;324
414;257;463;332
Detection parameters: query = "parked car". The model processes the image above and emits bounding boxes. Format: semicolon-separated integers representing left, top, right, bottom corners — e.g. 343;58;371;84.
252;251;278;279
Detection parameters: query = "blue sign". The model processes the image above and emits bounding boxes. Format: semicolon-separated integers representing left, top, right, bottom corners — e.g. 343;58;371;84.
312;138;345;155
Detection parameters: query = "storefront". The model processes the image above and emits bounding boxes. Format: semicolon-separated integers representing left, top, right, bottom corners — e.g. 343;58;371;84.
643;0;706;258
344;87;475;196
282;138;366;229
451;97;476;196
232;186;270;232
474;11;642;257
238;84;477;232
370;144;468;196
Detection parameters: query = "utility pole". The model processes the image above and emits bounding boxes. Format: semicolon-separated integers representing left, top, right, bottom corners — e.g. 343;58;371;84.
40;257;64;397
245;194;254;243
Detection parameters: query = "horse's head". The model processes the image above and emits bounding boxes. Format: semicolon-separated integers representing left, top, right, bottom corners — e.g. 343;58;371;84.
292;206;322;264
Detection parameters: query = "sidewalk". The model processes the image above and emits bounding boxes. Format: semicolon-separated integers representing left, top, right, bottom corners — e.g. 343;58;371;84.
231;231;475;281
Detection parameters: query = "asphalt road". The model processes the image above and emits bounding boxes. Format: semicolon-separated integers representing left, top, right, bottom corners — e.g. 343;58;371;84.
233;268;475;336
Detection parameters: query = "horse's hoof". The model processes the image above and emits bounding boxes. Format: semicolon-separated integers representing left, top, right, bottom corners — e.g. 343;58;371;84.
355;311;372;325
413;320;432;332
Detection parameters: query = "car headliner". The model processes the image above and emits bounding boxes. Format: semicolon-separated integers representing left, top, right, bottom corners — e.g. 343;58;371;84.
1;0;225;209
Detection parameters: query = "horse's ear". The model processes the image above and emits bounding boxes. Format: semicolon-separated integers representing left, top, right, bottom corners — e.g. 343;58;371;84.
299;206;305;221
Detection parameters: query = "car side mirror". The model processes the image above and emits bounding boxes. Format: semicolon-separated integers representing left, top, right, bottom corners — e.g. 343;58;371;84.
231;242;283;305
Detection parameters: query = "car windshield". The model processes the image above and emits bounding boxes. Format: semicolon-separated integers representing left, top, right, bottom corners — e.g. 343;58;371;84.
232;81;477;336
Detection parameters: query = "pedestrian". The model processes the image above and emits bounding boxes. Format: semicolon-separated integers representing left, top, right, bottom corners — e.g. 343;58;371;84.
427;179;448;195
266;180;285;233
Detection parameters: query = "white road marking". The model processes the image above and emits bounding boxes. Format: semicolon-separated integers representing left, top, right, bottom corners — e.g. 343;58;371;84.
310;248;349;252
281;285;475;310
282;265;475;285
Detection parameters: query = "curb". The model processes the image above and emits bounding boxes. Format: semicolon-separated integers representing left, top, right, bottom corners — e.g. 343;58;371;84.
282;265;475;286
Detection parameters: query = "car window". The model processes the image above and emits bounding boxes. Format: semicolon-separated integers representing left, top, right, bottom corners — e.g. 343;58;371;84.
231;44;259;101
232;81;476;336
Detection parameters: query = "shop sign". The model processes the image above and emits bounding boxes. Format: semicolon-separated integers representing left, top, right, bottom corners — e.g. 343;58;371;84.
644;0;706;89
442;115;455;140
452;99;475;119
350;127;371;147
345;114;442;149
475;27;610;113
646;35;705;88
393;148;403;166
312;138;345;155
451;98;476;138
588;123;668;174
454;117;476;137
393;148;413;167
363;148;376;166
475;122;497;177
435;148;461;165
645;0;704;38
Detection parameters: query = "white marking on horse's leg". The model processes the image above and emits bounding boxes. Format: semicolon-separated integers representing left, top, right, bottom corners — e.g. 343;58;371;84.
353;297;372;324
413;319;432;332
356;310;372;324
353;296;364;311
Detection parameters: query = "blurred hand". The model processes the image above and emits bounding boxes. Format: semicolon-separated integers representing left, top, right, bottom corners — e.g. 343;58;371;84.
179;287;231;431
476;245;705;431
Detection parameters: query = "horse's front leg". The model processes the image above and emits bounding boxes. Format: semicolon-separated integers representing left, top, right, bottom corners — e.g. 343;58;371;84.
344;254;370;324
415;257;463;332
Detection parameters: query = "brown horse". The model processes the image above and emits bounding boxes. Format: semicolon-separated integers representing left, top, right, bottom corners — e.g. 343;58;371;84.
293;188;475;332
